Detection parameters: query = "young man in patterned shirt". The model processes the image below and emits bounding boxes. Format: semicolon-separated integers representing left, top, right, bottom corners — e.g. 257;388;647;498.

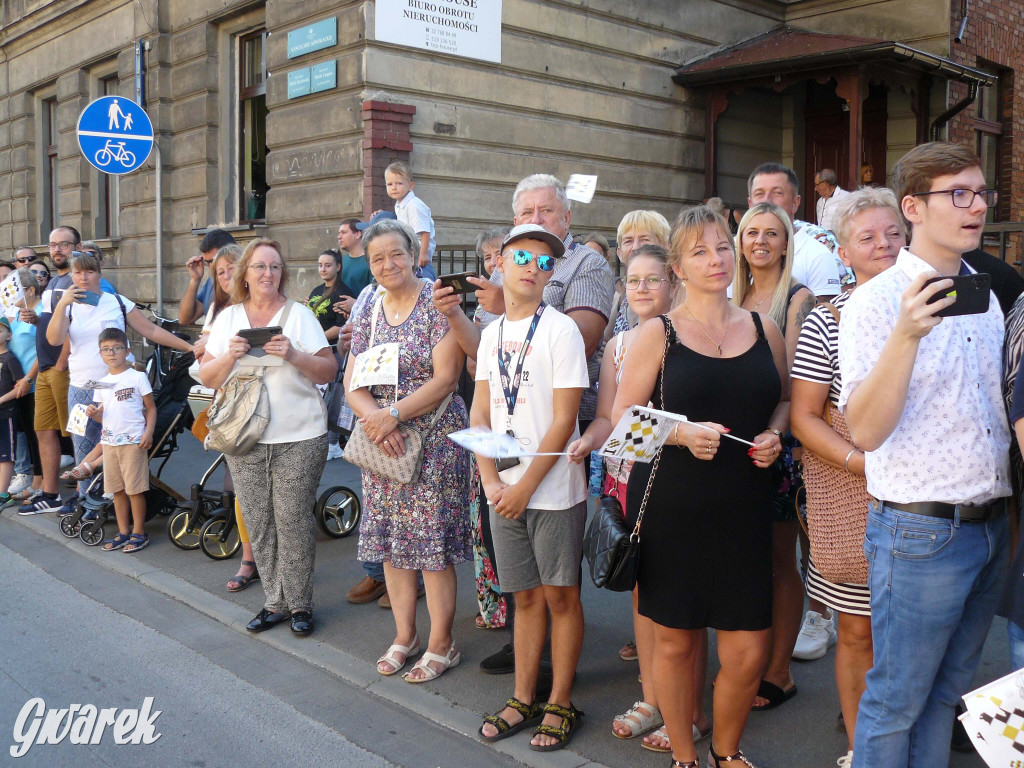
838;141;1010;768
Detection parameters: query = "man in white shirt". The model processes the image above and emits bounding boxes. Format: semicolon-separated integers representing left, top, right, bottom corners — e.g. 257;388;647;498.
838;142;1009;768
813;168;851;233
748;163;850;300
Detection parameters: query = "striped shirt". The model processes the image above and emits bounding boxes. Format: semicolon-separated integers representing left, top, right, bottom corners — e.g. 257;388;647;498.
791;291;851;405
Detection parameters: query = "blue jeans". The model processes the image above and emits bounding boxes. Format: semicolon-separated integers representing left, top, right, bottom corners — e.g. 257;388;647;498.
853;501;1008;768
68;385;102;496
1009;621;1024;671
14;431;29;476
362;560;384;581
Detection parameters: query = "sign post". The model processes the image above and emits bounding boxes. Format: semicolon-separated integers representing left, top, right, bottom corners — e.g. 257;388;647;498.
76;96;154;175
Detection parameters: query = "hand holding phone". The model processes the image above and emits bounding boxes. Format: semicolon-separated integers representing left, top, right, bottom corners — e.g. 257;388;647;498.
237;326;282;357
438;271;479;295
923;273;991;317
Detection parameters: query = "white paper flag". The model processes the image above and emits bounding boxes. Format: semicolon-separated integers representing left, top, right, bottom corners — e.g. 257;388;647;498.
599;406;673;462
565;174;598;204
348;342;400;392
0;271;25;312
959;669;1024;767
66;403;91;437
447;427;568;459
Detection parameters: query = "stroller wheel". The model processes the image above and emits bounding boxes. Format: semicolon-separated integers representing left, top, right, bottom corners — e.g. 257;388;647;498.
315;486;361;539
167;508;202;550
199;517;240;560
80;520;105;546
59;515;81;538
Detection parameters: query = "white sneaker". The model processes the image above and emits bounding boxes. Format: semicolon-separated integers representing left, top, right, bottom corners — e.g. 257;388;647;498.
837;750;853;767
60;454;75;468
792;609;837;660
8;473;32;495
326;443;345;461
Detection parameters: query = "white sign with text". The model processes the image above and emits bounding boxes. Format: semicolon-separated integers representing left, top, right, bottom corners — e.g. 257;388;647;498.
375;0;501;63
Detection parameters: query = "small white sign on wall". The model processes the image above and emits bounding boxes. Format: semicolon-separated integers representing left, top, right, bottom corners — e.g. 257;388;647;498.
375;0;502;64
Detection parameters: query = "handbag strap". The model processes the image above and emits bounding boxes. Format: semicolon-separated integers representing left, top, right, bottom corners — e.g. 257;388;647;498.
821;302;839;428
631;316;673;541
367;291;402;404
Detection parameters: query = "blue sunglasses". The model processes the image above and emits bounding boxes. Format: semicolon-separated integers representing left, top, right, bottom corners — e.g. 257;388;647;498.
509;249;556;272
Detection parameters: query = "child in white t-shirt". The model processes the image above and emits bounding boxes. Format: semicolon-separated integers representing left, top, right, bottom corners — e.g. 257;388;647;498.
385;161;437;281
472;223;589;751
86;327;155;554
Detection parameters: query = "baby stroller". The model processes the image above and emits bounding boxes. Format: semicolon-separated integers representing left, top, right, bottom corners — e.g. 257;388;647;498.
59;351;196;545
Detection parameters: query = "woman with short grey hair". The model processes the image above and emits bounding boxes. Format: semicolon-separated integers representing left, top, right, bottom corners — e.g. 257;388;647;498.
346;218;471;683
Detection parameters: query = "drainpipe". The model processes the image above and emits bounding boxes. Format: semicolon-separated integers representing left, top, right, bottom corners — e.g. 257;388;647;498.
930;81;978;141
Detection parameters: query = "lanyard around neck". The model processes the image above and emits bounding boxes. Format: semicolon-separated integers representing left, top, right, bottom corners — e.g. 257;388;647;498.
496;303;545;417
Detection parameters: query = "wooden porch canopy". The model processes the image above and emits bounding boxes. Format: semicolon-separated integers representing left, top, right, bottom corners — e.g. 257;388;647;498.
674;26;997;199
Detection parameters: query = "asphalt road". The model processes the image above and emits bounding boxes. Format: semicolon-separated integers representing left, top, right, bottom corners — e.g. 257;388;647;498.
1;435;1005;768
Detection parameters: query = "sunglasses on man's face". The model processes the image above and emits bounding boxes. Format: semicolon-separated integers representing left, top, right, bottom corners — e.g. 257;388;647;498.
507;249;556;272
14;257;32;264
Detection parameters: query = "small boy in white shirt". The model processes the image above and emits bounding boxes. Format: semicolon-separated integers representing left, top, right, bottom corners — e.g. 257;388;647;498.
385;161;437;281
472;223;589;751
87;327;156;554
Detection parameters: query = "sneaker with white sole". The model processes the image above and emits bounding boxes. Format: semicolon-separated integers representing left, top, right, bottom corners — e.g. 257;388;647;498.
837;750;853;767
326;442;345;461
9;473;32;495
60;454;75;468
792;609;837;660
17;492;62;515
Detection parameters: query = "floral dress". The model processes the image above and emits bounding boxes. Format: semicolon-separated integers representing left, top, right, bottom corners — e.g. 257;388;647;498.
352;283;472;570
469;456;506;627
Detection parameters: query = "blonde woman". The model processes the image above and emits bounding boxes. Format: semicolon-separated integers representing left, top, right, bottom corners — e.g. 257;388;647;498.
732;202;817;712
607;210;672;340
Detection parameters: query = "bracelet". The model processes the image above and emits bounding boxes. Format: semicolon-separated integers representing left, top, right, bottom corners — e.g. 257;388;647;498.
673;422;680;446
844;448;857;472
767;428;782;437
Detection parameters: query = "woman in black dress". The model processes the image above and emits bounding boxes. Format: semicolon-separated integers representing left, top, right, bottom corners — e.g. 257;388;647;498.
613;205;787;768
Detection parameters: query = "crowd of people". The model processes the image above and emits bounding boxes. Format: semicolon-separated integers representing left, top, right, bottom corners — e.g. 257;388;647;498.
7;140;1023;768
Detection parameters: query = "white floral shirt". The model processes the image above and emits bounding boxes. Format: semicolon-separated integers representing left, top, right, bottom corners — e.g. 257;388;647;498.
838;248;1011;505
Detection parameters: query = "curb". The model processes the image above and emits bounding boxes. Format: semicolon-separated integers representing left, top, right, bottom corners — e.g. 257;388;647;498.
8;510;611;768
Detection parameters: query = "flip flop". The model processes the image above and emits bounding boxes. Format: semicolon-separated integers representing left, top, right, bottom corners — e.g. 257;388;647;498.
404;644;461;683
751;680;797;711
376;636;420;676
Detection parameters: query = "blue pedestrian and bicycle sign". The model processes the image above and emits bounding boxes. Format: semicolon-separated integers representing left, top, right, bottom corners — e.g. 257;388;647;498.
76;96;153;175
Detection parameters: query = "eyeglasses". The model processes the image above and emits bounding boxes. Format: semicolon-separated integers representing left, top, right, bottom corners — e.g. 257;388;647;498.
625;276;668;290
508;249;556;272
99;346;127;354
14;257;32;264
48;241;75;251
248;262;283;274
912;188;998;208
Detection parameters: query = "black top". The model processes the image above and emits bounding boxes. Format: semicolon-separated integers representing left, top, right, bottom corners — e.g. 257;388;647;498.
962;248;1024;316
0;349;24;419
36;272;74;372
627;312;780;630
307;281;354;333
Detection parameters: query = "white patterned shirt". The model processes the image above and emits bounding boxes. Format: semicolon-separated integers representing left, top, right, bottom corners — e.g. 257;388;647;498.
838;248;1011;505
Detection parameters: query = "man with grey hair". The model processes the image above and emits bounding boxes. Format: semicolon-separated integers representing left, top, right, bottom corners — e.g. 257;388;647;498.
473;174;614;426
814;168;851;233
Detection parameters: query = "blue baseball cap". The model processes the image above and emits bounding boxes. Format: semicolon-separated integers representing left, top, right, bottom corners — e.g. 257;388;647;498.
354;211;398;231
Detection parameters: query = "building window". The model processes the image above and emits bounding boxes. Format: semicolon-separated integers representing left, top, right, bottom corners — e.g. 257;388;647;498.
239;29;268;221
975;75;1003;222
95;75;120;238
42;97;59;238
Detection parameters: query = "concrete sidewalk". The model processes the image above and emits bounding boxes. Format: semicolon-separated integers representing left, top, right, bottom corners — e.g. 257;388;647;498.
7;436;995;768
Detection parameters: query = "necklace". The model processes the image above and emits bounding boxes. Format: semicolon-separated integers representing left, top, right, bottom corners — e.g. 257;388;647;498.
682;302;729;356
750;291;770;311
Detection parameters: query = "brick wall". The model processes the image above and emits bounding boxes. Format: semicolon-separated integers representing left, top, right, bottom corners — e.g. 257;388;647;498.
361;100;415;218
946;0;1023;265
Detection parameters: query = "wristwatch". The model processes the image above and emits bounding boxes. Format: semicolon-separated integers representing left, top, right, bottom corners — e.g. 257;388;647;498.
389;405;400;420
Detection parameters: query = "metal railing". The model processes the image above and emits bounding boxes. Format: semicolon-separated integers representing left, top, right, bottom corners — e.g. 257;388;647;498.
983;222;1024;269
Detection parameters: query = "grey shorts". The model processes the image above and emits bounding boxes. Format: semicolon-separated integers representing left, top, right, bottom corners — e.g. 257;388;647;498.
489;501;588;592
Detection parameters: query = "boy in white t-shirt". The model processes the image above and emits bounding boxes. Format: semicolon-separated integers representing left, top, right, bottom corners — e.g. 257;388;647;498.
86;328;156;554
473;224;589;751
385;161;437;281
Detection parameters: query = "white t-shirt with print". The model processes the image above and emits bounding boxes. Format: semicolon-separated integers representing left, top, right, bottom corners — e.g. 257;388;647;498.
205;301;331;443
64;293;137;387
94;368;152;446
475;306;589;510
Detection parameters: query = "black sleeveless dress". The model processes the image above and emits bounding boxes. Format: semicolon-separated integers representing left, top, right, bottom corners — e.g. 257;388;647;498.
626;313;781;631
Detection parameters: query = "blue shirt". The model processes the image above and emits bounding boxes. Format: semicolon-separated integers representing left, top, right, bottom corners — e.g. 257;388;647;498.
196;278;214;316
10;302;40;390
